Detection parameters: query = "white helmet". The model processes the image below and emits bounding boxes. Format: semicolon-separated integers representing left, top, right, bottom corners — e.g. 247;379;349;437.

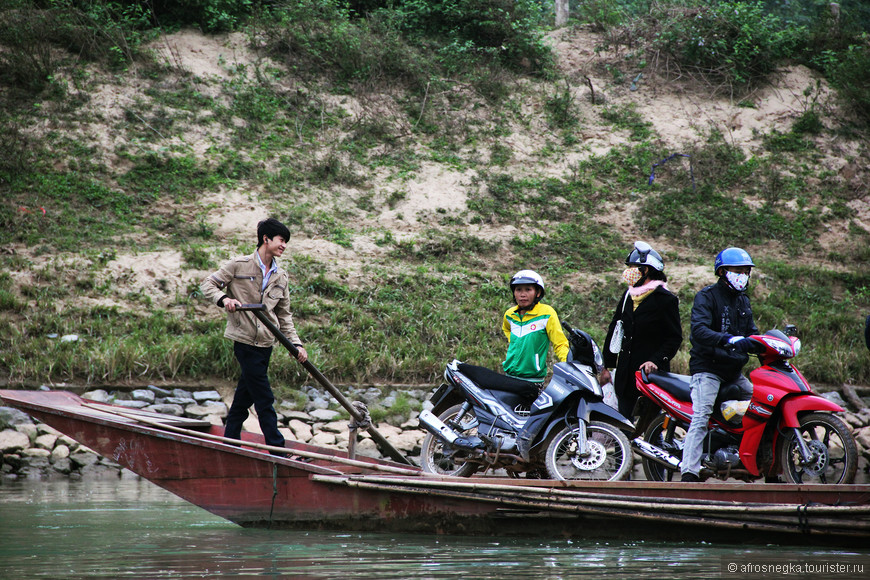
510;270;545;301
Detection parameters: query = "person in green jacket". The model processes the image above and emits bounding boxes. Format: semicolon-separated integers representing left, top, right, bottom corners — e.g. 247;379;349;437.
502;270;570;384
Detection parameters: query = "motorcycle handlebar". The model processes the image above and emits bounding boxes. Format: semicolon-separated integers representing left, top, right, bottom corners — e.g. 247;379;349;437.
236;303;266;311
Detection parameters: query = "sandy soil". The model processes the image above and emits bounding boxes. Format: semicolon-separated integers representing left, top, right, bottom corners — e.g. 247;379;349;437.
10;27;867;310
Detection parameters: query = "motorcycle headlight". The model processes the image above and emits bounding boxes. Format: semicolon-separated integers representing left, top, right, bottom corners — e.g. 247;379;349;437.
792;338;801;357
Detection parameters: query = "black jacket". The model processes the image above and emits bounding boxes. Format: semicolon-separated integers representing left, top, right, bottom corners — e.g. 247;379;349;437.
604;285;682;416
688;277;758;379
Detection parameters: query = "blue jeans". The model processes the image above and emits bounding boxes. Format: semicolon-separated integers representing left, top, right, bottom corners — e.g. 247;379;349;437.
681;372;753;476
224;342;285;450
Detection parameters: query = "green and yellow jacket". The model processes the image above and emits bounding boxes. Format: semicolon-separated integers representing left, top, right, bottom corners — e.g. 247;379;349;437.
502;302;570;380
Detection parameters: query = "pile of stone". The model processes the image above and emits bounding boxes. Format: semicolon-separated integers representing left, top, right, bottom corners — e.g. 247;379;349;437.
0;384;433;480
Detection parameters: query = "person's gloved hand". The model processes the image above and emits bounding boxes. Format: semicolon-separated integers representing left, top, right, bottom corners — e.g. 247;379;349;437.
727;335;745;345
730;338;755;353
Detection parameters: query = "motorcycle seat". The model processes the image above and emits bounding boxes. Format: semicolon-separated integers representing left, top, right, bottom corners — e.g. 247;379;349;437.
457;363;539;399
648;372;692;402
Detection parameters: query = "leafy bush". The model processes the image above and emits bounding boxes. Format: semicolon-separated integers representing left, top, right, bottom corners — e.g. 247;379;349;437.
410;0;553;73
646;1;803;87
0;0;152;92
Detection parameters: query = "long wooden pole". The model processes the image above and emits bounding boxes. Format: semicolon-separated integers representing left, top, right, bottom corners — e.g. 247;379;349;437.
81;401;420;475
239;304;413;465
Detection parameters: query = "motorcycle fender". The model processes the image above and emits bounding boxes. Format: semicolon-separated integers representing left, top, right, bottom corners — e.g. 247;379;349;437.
429;383;464;415
779;395;845;428
581;400;635;431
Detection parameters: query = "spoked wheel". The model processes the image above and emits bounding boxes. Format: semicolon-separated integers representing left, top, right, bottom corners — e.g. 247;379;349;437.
545;421;632;481
641;413;686;482
778;412;858;484
420;404;480;477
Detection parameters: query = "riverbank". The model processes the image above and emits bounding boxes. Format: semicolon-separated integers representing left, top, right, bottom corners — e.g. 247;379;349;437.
0;384;432;480
3;384;870;481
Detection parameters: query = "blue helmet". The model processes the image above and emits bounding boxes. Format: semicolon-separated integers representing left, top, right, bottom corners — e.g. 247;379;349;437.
714;247;754;275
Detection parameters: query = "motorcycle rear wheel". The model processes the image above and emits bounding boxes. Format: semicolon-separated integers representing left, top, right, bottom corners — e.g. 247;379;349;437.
778;412;858;484
544;421;631;481
420;404;480;477
641;413;685;482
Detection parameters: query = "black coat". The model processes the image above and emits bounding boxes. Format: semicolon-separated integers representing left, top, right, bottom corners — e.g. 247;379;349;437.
604;285;682;417
688;277;758;379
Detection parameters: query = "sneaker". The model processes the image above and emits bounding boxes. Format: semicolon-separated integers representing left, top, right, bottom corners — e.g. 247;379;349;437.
680;472;700;483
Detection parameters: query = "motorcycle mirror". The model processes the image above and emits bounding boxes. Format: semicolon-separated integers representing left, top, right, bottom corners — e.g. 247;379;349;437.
784;324;798;337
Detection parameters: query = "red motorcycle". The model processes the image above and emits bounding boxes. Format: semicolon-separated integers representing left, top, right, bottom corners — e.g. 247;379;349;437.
630;326;858;484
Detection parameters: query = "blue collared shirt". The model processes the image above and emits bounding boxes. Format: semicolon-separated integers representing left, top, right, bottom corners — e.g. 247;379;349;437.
255;251;278;291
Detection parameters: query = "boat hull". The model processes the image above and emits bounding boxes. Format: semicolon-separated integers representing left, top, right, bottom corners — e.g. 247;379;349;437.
2;389;869;545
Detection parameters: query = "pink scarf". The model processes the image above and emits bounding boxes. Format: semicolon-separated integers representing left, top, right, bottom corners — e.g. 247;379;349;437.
628;279;667;297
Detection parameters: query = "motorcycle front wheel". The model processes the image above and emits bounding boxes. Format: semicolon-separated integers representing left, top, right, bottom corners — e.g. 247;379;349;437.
420;404;480;477
545;421;632;481
778;412;858;484
641;413;686;482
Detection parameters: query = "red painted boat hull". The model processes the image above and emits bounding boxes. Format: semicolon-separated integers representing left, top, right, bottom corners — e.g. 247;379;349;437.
3;389;869;545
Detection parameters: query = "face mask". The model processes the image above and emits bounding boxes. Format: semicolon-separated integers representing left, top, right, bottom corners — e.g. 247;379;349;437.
725;271;749;291
622;267;642;286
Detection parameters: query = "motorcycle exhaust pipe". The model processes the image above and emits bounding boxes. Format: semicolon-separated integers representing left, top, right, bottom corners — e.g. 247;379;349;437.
419;409;459;444
632;438;682;470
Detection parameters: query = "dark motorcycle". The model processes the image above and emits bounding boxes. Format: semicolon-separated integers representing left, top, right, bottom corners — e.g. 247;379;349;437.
418;323;634;480
631;326;858;484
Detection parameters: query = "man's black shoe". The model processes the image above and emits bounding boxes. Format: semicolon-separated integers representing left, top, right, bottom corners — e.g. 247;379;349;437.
680;472;700;483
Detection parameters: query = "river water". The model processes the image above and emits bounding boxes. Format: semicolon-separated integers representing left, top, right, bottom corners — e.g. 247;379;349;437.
1;478;868;579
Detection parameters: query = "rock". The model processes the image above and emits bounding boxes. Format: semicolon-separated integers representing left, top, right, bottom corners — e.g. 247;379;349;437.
165;396;195;405
70;450;99;469
15;423;38;439
0;407;33;429
281;410;310;422
34;434;58;450
854;426;870;452
287;419;312;442
144;403;185;416
820;391;847;409
51;445;70;460
193;390;222;403
185;403;227;418
310;409;340;422
0;429;30;452
147;385;173;398
23;447;51;458
374;423;402;439
842;412;864;429
202;414;224;426
172;388;194;399
310;397;330;411
310;431;336;447
353;437;381;459
113;400;149;409
82;389;111;403
321;420;347;434
131;389;156;403
51;457;72;474
388;430;425;454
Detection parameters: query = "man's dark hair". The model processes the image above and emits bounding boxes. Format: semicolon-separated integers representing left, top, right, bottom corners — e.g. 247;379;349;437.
257;218;291;247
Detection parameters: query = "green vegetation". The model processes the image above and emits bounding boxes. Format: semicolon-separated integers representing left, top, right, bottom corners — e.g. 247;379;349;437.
1;0;869;393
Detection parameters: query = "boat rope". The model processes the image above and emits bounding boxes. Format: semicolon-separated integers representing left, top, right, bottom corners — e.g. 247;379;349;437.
348;401;371;430
269;463;278;527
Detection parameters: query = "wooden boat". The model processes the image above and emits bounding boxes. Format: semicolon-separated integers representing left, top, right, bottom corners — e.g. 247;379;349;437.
3;389;869;546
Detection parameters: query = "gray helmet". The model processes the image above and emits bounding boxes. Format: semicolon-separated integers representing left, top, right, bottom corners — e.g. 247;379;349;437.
625;241;664;271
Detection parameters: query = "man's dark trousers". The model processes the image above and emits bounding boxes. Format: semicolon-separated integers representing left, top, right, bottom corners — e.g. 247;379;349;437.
224;341;285;449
